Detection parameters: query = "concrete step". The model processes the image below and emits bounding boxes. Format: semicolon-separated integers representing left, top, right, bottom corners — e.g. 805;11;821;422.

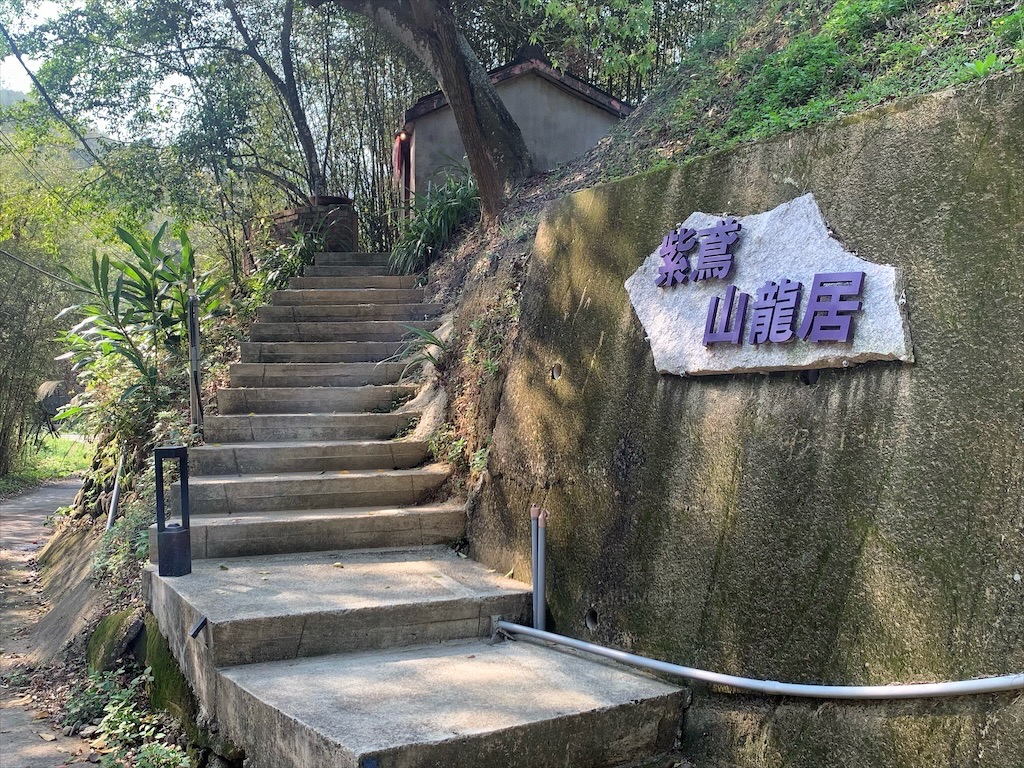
151;503;465;560
216;384;418;415
249;320;436;343
173;464;450;515
298;265;389;277
204;412;420;443
313;251;391;266
229;362;406;388
272;287;423;304
146;547;529;665
257;303;442;323
240;342;404;363
191;440;429;475
304;265;406;278
150;635;684;768
288;276;415;288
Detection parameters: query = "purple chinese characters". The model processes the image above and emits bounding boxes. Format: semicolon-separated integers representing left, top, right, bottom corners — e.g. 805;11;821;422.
796;272;865;344
655;227;697;288
692;218;741;281
703;272;865;347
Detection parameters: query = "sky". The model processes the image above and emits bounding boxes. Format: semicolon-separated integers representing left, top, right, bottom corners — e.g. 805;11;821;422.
1;1;64;93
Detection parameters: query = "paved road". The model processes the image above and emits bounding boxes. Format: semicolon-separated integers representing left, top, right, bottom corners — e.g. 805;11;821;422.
0;481;92;768
0;481;80;552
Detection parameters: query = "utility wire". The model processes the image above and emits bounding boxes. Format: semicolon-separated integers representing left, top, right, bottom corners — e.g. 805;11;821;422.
0;246;85;291
0;132;60;193
0;131;79;215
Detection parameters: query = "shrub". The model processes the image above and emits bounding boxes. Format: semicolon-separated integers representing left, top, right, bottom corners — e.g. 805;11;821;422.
390;170;479;275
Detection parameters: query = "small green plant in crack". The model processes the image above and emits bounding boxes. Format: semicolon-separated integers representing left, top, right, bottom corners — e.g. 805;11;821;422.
393;416;420;439
470;446;490;474
429;423;468;471
371;392;415;413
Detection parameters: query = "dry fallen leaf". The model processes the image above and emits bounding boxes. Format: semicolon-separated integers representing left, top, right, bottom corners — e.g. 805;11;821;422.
38;732;57;741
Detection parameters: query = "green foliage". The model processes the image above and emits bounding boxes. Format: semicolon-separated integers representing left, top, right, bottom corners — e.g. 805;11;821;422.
993;9;1024;45
462;287;520;384
470;445;490;474
390;171;480;275
728;33;849;135
62;670;121;728
963;52;1000;79
57;664;194;766
602;0;1024;182
824;0;914;42
429;423;469;472
93;475;156;594
131;742;191;768
0;435;92;497
95;668;190;768
55;223;226;443
58;224;226;395
521;0;657;84
392;325;448;380
239;228;324;319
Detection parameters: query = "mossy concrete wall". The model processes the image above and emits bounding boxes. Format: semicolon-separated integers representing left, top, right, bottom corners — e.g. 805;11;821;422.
473;73;1024;767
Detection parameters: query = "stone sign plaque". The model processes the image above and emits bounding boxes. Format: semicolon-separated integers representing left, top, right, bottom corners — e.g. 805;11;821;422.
624;194;914;376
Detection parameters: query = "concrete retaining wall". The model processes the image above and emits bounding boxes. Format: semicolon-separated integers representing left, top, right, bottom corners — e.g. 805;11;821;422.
473;73;1024;767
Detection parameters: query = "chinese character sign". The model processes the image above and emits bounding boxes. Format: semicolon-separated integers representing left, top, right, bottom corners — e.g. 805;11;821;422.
653;210;868;348
625;194;913;376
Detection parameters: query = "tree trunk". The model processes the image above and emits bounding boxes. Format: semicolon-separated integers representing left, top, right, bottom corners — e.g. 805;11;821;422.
224;0;328;196
311;0;534;219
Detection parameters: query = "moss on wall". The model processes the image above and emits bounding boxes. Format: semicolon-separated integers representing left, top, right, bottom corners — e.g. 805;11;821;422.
473;73;1024;767
137;614;244;764
87;608;142;673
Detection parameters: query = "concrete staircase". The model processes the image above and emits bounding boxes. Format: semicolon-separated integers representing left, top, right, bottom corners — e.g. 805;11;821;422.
145;251;685;768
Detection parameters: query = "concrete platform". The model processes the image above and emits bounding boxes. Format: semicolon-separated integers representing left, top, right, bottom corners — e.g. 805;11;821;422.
249;320;436;343
216;384;418;414
212;639;684;768
146;547;530;664
150;503;466;560
275;286;424;303
190;439;429;475
203;412;419;443
172;464;450;514
228;362;406;388
257;303;442;322
240;341;405;363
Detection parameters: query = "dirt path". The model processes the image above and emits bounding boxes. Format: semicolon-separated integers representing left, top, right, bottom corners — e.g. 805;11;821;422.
0;481;92;768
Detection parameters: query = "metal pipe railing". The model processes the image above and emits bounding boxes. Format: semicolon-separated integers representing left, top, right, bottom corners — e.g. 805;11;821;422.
105;451;125;531
496;622;1024;700
517;501;1024;700
531;504;540;629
